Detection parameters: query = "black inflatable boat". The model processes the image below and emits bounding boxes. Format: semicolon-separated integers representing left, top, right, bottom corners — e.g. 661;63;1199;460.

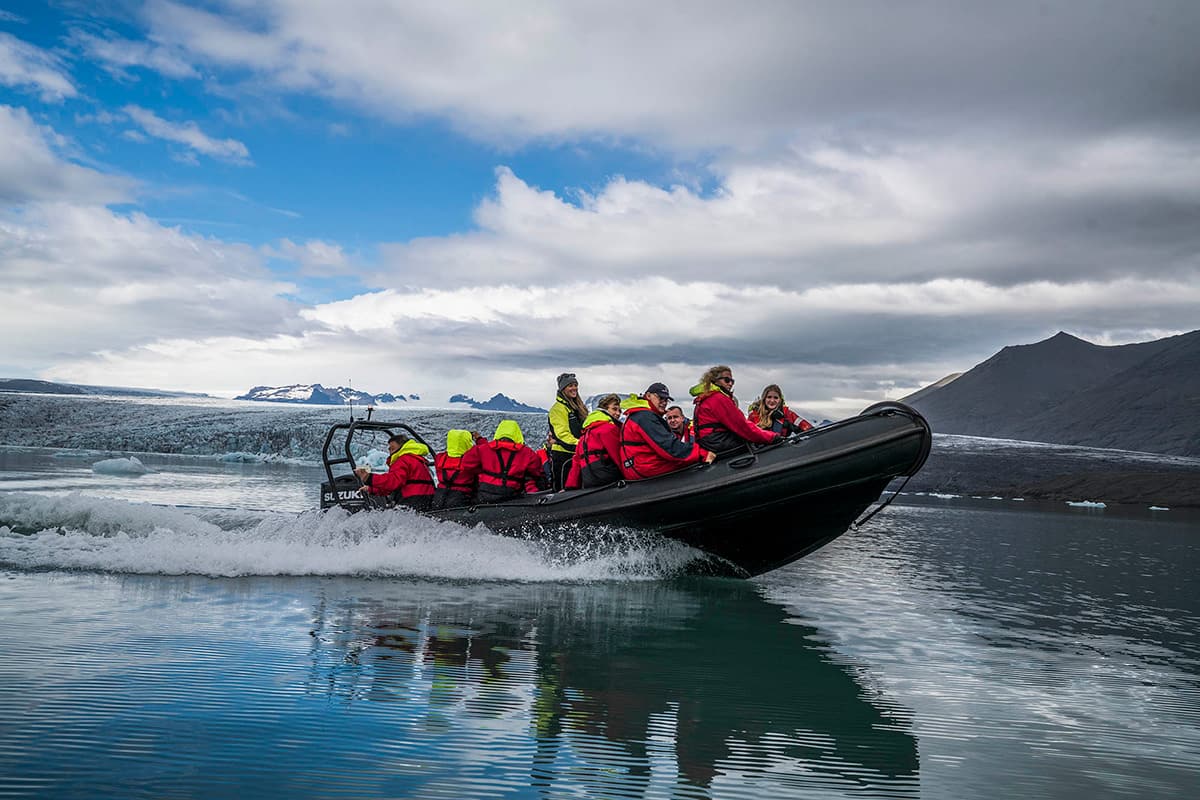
319;402;932;577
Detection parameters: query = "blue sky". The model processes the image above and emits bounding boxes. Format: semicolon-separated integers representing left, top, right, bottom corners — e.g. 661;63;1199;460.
1;2;1198;416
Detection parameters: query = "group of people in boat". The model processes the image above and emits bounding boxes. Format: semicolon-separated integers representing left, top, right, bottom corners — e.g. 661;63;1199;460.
353;364;814;510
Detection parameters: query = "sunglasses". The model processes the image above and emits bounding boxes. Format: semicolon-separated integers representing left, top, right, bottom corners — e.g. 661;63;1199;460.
717;376;735;385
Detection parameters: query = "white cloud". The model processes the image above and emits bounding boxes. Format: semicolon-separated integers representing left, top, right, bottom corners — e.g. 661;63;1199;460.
73;30;198;80
123;104;252;165
375;131;1200;290
0;105;133;203
0;112;297;373
0;202;299;363
44;270;1197;418
268;238;351;274
136;1;1199;148
0;31;76;102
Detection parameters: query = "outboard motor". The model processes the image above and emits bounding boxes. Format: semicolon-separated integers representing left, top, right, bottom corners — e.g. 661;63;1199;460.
319;473;370;511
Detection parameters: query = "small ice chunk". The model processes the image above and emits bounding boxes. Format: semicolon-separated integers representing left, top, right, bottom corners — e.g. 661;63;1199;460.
92;456;150;476
1148;506;1169;512
217;452;264;463
358;448;389;471
1066;500;1106;508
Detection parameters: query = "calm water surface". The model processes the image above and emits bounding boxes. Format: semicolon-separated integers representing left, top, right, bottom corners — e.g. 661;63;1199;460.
1;450;1198;798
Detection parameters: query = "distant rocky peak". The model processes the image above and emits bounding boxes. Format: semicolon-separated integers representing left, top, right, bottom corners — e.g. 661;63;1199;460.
236;384;409;405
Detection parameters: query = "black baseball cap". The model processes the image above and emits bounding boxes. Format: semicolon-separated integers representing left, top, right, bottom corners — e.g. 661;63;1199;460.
645;382;673;401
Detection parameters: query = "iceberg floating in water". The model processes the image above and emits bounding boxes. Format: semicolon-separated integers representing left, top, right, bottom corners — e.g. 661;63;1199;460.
1066;500;1106;508
1148;506;1170;511
217;452;265;463
92;456;150;476
358;448;389;471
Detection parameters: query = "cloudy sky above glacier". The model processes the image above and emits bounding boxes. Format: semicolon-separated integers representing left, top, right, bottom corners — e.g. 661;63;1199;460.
1;1;1197;416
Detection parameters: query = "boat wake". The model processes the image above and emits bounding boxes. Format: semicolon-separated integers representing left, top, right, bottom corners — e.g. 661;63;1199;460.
0;493;702;580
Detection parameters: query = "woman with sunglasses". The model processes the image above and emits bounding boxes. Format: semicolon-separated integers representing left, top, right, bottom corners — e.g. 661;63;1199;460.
690;365;782;456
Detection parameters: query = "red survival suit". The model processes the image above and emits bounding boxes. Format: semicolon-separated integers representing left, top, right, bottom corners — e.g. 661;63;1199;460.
363;439;436;510
693;386;780;455
459;420;548;503
619;397;709;480
565;409;624;489
747;405;813;435
432;429;477;510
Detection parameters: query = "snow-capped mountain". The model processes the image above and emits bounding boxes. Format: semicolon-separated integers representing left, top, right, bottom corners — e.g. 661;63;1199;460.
449;393;548;414
236;384;412;405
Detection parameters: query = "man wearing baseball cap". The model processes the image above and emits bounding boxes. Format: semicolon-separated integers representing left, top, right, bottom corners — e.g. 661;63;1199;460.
619;382;715;479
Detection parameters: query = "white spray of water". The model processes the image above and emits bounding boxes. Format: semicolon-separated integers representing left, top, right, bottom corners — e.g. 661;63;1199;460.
0;492;699;580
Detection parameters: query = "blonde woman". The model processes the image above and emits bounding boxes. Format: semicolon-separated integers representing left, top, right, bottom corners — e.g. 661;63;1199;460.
690;365;781;455
748;384;813;435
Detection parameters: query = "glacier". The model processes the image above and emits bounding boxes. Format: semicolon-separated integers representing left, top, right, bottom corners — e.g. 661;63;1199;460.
0;393;546;461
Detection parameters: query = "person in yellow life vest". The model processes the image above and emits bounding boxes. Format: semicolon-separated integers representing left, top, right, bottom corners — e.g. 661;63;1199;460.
547;372;587;491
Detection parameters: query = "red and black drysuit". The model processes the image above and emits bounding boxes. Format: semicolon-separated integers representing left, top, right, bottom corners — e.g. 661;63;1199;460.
432;451;474;509
693;389;780;455
362;450;436;511
619;403;709;480
459;440;549;504
565;413;623;489
747;405;813;436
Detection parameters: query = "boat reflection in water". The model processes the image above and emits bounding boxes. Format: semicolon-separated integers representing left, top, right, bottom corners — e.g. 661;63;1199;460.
305;578;919;796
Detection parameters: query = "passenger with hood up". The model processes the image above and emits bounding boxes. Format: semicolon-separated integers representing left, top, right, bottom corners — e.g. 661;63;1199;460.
459;420;549;504
432;429;477;510
565;393;624;489
620;383;714;480
355;434;436;511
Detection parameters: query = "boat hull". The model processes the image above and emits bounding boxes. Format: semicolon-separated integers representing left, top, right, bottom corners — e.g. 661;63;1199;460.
421;402;932;577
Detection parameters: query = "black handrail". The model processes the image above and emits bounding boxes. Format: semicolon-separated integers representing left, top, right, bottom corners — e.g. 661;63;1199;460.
320;419;435;511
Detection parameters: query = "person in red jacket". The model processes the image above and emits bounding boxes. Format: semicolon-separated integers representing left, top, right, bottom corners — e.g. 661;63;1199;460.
431;429;476;510
458;420;549;504
620;383;714;480
691;366;782;456
748;384;813;436
565;393;624;489
354;434;436;510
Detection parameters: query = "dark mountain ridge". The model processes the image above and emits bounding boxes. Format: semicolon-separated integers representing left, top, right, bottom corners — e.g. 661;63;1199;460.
907;329;1199;456
449;393;548;414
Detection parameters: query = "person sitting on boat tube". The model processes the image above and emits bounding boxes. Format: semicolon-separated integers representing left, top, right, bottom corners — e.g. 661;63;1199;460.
664;405;694;443
547;372;588;491
458;420;549;504
431;429;476;510
565;393;625;489
354;434;436;511
691;366;782;456
620;383;715;480
747;384;813;436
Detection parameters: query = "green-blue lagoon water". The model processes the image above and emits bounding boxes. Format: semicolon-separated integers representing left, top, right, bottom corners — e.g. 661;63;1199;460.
1;444;1197;799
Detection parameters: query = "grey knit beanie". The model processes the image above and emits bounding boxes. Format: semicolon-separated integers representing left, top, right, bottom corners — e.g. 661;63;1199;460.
556;372;578;391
